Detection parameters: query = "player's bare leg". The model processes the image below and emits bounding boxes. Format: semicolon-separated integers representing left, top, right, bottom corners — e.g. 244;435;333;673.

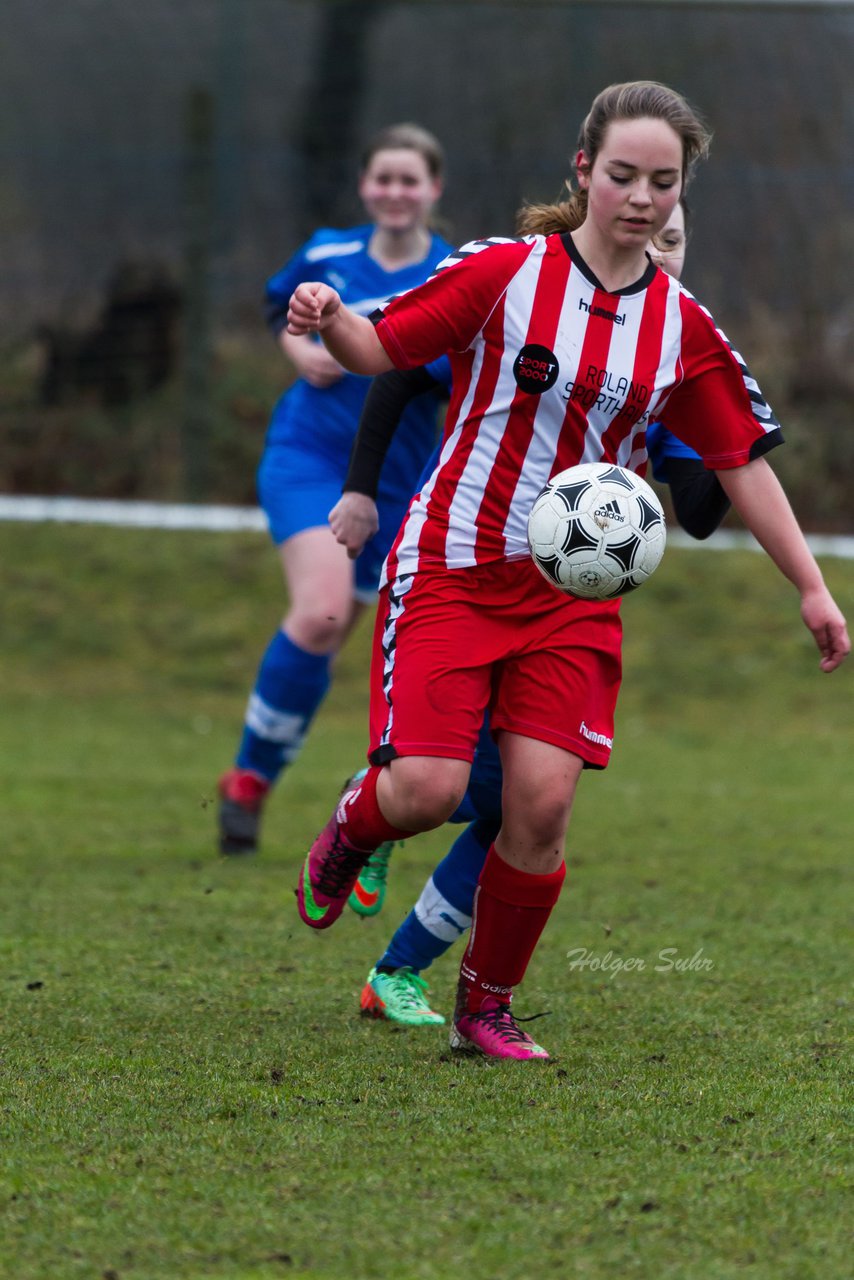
219;527;363;854
451;735;582;1060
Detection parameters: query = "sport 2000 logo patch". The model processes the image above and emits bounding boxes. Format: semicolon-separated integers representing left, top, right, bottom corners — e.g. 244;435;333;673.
512;344;559;394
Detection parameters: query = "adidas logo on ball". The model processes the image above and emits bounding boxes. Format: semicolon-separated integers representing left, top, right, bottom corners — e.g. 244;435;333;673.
527;463;666;600
593;499;625;527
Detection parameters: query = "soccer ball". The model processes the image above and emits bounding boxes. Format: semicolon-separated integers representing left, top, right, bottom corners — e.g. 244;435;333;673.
527;463;666;599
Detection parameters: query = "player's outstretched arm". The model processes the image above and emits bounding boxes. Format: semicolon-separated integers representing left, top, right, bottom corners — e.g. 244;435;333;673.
717;458;850;672
286;282;393;375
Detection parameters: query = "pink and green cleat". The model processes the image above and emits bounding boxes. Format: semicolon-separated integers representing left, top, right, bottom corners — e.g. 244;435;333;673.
296;784;373;930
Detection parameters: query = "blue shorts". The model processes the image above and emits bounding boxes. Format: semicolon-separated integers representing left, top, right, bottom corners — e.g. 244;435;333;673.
257;443;409;603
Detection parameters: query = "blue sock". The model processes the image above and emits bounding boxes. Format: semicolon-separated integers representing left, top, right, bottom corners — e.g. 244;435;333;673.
378;819;499;973
235;630;331;783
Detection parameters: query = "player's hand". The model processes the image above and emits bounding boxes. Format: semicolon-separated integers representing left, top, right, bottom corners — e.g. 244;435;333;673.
329;492;379;559
800;585;850;672
286;282;341;336
292;341;346;388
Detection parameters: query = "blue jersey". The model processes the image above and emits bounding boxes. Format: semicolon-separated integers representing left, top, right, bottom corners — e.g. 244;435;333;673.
426;354;452;395
264;224;453;507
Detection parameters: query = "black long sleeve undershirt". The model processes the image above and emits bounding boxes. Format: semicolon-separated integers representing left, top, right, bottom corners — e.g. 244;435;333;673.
660;457;731;541
343;367;443;499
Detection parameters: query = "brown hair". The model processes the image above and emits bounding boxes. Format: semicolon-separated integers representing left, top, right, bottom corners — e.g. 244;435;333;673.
360;122;445;180
516;81;711;237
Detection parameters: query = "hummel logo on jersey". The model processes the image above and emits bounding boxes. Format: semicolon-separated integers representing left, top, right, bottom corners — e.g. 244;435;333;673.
578;298;626;325
592;500;625;528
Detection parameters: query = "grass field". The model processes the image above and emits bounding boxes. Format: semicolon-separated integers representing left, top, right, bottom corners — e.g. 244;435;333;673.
1;521;851;1280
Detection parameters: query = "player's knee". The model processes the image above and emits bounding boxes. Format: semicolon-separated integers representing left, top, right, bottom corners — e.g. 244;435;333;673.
387;759;468;831
504;783;571;847
286;605;350;653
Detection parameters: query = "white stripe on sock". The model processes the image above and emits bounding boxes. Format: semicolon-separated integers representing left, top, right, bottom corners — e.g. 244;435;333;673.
245;693;305;747
414;876;472;943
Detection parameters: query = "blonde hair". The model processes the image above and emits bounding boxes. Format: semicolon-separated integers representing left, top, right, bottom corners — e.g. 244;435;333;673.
360;122;445;180
516;81;711;237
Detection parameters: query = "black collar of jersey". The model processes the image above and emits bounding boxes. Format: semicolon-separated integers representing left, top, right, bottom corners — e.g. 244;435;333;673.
559;233;657;296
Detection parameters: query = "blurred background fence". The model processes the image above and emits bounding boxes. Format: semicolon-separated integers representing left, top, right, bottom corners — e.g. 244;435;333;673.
0;0;851;524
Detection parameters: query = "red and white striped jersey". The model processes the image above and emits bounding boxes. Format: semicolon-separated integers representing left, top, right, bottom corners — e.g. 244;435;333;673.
372;233;781;578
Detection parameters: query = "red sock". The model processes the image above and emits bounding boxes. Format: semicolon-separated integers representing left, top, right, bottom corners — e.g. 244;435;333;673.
338;766;413;850
460;844;566;1013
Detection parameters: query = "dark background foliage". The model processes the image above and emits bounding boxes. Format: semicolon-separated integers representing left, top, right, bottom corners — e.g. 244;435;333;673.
0;0;851;523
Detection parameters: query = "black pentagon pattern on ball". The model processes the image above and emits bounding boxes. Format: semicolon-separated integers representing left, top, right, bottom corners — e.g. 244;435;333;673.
548;478;594;513
596;465;636;492
635;493;664;534
606;575;641;598
535;554;566;587
603;532;640;574
560;518;601;556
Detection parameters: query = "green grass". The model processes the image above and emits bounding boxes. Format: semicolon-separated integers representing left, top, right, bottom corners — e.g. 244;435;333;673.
1;523;851;1279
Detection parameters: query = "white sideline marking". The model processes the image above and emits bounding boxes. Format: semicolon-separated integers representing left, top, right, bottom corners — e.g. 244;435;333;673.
0;495;852;560
667;529;854;560
0;495;267;533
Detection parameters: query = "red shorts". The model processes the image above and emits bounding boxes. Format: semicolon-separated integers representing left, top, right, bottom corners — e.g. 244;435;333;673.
368;558;623;769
